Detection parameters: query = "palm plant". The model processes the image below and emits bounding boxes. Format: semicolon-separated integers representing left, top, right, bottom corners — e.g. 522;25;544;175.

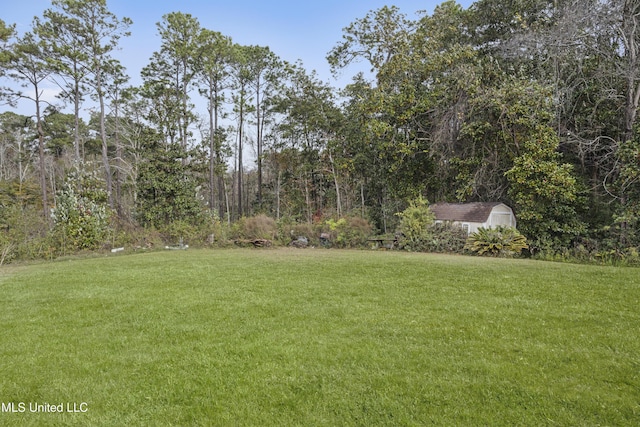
465;226;528;257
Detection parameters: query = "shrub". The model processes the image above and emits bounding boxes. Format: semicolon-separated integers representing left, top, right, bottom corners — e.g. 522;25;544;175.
0;196;49;262
425;223;468;253
465;226;528;258
396;197;435;251
238;214;278;240
50;168;110;253
324;216;373;248
159;220;199;246
279;220;317;245
207;217;232;247
118;224;164;250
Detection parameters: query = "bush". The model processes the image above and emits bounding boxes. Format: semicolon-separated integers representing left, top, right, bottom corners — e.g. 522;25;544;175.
465;226;528;258
324;216;373;248
237;214;278;240
118;224;164;250
424;223;469;253
50;168;110;253
0;196;50;262
396;197;435;251
278;220;317;245
207;217;232;247
159;220;200;246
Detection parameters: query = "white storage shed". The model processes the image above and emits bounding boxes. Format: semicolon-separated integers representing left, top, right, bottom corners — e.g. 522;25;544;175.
429;202;517;234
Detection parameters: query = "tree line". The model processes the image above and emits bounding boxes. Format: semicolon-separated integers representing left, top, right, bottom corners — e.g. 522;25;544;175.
1;0;639;261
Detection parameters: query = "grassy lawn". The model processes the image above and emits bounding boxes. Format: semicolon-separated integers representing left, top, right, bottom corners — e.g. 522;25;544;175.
0;248;639;426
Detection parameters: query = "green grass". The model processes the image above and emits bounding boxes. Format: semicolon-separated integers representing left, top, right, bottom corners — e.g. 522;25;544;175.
0;248;639;426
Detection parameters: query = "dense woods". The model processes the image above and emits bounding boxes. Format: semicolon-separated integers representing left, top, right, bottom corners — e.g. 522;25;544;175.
1;0;639;263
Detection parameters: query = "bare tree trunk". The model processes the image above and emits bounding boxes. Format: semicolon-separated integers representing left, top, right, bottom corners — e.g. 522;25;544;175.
73;60;82;164
218;173;225;220
237;102;244;218
208;93;216;211
622;0;640;144
182;65;189;151
304;173;311;223
114;90;123;217
361;181;365;218
329;150;342;217
35;85;48;222
96;60;113;210
276;169;281;220
256;80;264;207
0;144;5;180
215;86;225;219
99;91;113;210
223;175;231;226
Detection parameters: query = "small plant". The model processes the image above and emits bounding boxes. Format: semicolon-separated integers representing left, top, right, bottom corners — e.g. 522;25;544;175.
465;226;528;257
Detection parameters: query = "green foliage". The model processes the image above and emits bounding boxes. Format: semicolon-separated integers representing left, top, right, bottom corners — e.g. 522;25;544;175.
205;216;232;247
0;204;50;261
394;199;466;253
468;78;587;249
324;216;372;248
424;222;469;253
0;178;51;261
611;208;640;248
147;211;220;247
277;218;317;245
50;167;110;252
396;197;435;250
136;141;206;229
158;221;199;245
0;179;41;215
592;247;640;267
0;18;13;45
614;128;640;246
327;5;412;73
2;0;640;262
42;109;76;156
506;133;586;249
465;226;528;258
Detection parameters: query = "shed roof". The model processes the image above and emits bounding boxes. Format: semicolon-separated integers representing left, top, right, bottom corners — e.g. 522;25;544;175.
430;202;505;223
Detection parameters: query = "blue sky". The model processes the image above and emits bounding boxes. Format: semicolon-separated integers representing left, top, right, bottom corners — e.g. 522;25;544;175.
5;0;474;90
